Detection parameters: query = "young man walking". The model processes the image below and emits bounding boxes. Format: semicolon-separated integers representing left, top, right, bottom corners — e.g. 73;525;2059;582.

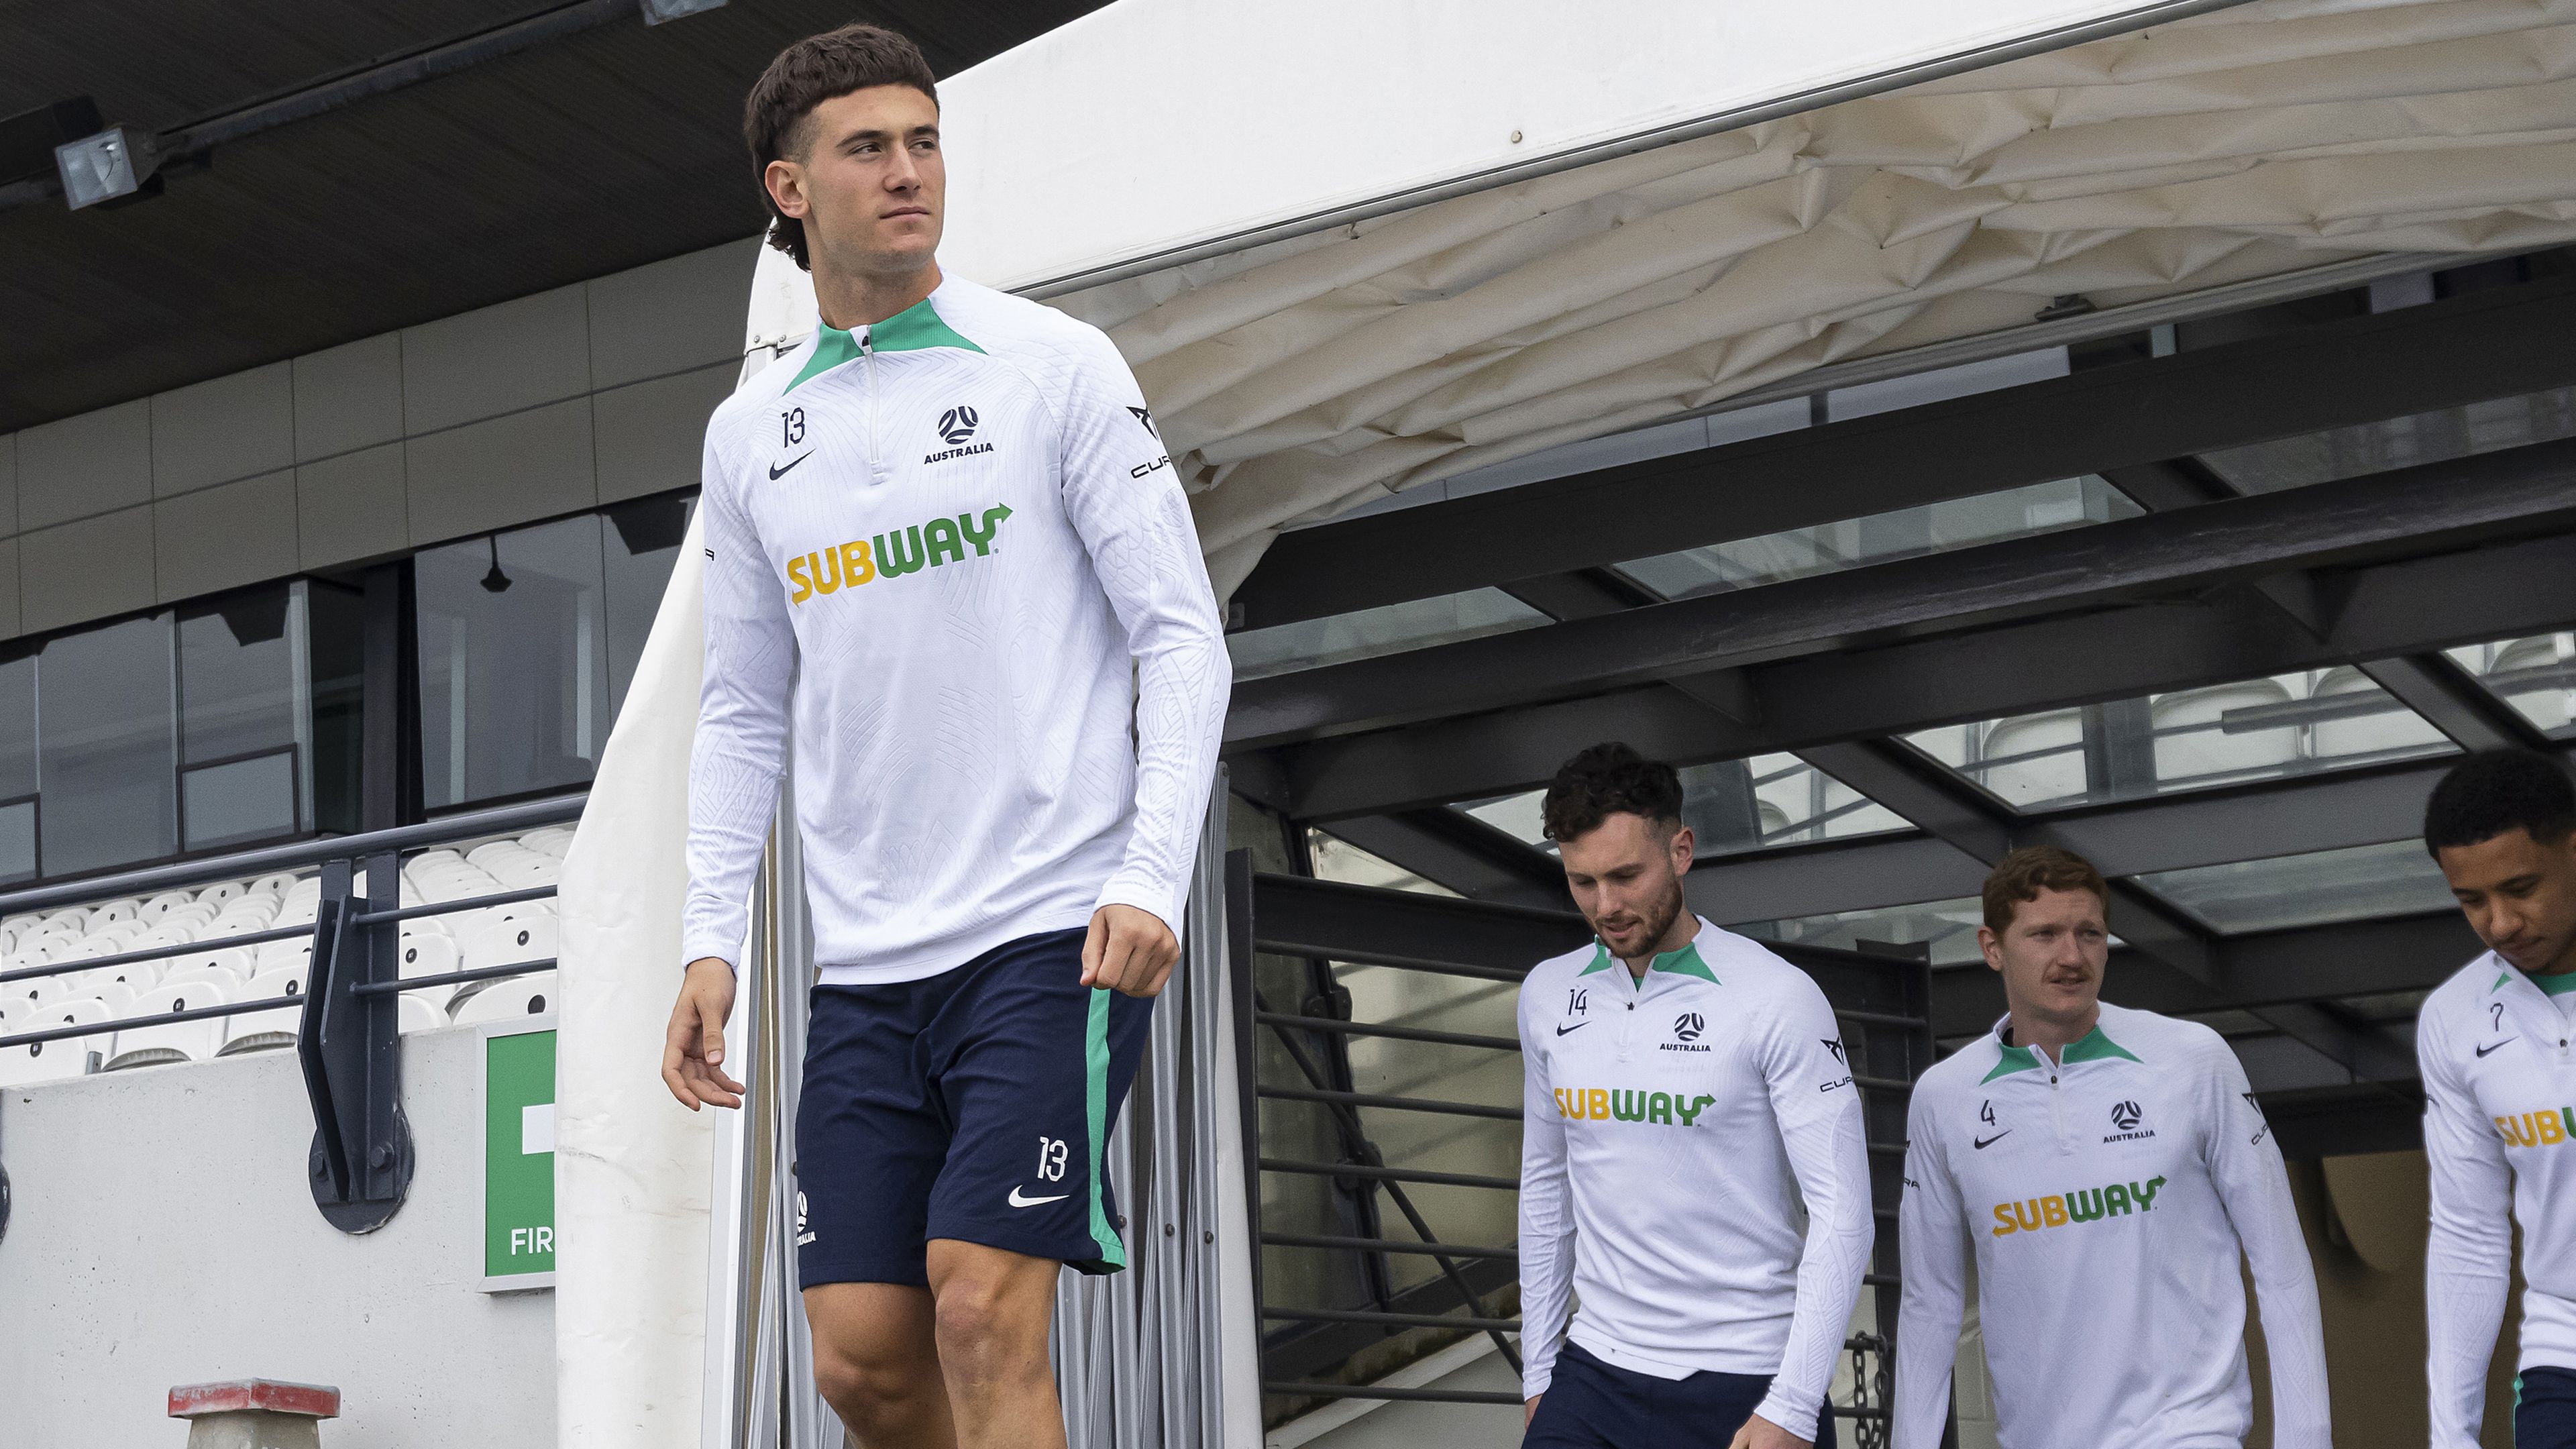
1890;845;2328;1449
657;25;1229;1449
2420;751;2576;1448
1517;743;1874;1449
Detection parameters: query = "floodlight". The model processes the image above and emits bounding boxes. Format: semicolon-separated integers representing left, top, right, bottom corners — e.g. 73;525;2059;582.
55;127;152;209
639;0;725;24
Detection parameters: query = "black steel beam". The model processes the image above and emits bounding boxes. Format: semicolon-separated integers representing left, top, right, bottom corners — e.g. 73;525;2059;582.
1316;810;1570;909
1686;835;1990;925
1234;274;2576;630
1250;871;1591;973
1229;438;2576;750
1927;911;2481;1036
2358;654;2559;755
1264;527;2576;821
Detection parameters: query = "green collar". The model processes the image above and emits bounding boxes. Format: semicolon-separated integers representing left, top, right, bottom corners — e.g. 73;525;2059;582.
786;294;983;392
1980;1022;2141;1083
2538;971;2576;998
1576;939;1718;985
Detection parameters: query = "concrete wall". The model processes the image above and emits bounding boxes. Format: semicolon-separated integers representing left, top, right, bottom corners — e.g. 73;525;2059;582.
0;238;757;640
0;1024;553;1448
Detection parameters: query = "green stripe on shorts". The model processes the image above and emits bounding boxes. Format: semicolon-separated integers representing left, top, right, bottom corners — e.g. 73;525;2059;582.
1083;986;1125;1269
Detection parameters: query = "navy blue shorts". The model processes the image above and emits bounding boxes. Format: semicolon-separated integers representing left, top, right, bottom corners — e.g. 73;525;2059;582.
792;926;1155;1289
2520;1365;2576;1449
1523;1343;1837;1449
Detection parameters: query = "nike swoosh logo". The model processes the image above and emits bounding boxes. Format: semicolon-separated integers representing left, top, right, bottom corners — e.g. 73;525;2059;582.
768;451;814;480
1973;1132;2011;1150
1008;1186;1070;1208
2477;1038;2517;1058
1556;1022;1590;1036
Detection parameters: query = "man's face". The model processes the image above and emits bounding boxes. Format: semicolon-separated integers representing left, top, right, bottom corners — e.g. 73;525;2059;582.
2436;828;2576;975
765;85;943;277
1980;888;2109;1024
1558;813;1693;959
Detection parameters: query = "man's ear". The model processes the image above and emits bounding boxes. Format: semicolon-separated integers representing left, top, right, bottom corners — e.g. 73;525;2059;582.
763;158;809;219
1669;822;1695;873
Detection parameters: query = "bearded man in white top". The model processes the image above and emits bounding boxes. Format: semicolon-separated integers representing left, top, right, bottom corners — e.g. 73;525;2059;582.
1518;743;1874;1449
655;23;1228;1449
2420;750;2576;1449
1891;845;2328;1449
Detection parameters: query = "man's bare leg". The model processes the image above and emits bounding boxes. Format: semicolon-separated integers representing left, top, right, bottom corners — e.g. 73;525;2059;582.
804;1282;957;1449
924;1239;1064;1449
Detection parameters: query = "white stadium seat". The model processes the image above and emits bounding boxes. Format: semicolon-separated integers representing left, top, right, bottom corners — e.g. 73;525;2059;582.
256;936;315;973
399;934;461;981
105;981;229;1070
0;998;111;1086
195;880;249;907
74;959;162;996
398;994;445;1034
2153;678;2296;784
160;947;255;989
461;914;556;971
89;898;142;926
84;981;137;1017
9;973;70;1016
453;971;558;1025
219;967;309;1056
1980;709;2088;807
40;908;87;935
138;892;197;920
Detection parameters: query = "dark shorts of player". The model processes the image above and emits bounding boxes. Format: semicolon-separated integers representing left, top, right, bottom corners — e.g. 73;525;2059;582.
793;925;1155;1289
2520;1365;2576;1449
1523;1342;1838;1449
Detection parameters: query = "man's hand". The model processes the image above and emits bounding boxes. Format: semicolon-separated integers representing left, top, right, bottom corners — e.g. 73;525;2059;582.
1524;1395;1541;1427
1727;1412;1811;1449
1081;903;1177;997
662;957;746;1110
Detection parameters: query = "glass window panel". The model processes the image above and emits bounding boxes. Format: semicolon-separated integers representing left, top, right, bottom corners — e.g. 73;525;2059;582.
1227;588;1547;681
1615;476;2140;602
176;586;308;842
1733;896;1987;967
2200;386;2576;494
1449;754;1910;860
2445;632;2576;741
2133;839;2456;934
181;752;298;852
1904;666;2455;813
0;649;35;803
0;800;32;885
604;495;696;720
38;616;177;875
305;582;364;837
417;517;610;809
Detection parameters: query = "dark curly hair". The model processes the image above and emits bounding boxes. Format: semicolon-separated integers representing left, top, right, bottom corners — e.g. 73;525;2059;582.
1541;743;1684;843
743;23;938;271
2425;749;2576;856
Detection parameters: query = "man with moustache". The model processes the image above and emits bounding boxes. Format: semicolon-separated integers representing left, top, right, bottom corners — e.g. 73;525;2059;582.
1517;743;1873;1448
1890;845;2328;1449
2420;751;2576;1448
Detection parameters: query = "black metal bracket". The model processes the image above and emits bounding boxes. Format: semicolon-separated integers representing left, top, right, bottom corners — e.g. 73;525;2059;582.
297;854;413;1234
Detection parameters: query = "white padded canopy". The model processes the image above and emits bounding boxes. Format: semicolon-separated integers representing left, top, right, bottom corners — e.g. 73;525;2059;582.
1014;0;2576;592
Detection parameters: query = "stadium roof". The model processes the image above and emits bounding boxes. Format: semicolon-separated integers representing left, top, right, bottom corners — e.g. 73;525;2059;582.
0;0;1102;433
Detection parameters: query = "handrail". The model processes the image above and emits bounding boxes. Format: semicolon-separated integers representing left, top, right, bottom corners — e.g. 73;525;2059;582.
0;792;584;918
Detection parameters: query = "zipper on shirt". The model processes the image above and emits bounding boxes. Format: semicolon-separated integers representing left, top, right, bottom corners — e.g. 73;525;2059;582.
861;329;885;485
2048;1061;2069;1154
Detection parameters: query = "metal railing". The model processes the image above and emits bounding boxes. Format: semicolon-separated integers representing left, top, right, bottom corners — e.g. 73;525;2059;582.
0;793;584;1232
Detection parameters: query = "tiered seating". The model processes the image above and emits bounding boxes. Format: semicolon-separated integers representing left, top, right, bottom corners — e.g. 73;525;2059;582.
0;825;570;1085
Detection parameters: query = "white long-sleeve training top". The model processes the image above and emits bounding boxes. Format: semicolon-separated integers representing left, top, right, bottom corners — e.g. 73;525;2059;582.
1517;918;1874;1443
1892;1002;2329;1449
681;274;1230;984
2422;952;2576;1447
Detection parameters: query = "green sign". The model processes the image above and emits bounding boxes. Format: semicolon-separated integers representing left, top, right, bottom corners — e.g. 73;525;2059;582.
484;1024;556;1287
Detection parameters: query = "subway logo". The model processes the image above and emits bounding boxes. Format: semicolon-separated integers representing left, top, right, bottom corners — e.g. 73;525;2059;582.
2498;1108;2576;1148
1990;1176;2167;1236
787;503;1013;604
1554;1086;1719;1128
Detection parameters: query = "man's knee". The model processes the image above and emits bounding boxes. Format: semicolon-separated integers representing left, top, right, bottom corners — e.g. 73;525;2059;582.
929;1260;1051;1373
812;1334;927;1417
805;1285;940;1422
